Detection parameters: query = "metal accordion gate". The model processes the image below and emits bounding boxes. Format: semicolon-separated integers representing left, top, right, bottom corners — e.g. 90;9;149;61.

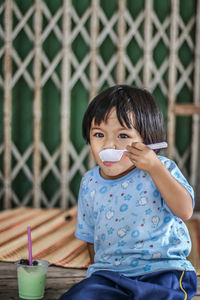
0;0;200;209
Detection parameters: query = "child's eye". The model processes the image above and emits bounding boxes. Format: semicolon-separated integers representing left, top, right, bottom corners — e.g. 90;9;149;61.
94;132;104;138
118;133;129;138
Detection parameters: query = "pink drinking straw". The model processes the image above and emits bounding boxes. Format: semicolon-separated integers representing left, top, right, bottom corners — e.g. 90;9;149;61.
27;226;33;266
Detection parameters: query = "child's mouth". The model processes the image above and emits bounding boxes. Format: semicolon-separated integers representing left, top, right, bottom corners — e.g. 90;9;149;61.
103;161;116;166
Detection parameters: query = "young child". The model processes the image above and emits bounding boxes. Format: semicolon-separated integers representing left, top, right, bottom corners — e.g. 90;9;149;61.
59;85;197;300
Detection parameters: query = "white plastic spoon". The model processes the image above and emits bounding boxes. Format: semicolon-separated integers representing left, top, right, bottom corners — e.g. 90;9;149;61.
99;142;168;162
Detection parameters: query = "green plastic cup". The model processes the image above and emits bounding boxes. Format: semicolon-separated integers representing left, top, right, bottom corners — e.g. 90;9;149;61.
16;260;49;299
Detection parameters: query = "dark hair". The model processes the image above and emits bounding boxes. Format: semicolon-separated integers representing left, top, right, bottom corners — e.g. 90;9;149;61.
82;85;165;149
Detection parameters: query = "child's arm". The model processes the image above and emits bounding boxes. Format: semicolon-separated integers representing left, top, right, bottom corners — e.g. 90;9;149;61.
126;142;193;220
87;242;94;264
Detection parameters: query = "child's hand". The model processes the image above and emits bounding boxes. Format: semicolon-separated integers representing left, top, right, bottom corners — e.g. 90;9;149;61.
125;142;159;173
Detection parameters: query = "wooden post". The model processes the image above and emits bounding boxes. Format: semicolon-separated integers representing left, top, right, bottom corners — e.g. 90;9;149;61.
61;0;71;208
33;0;42;207
117;0;126;84
143;0;152;88
88;0;99;170
191;0;200;203
4;0;12;209
167;0;178;158
90;0;99;101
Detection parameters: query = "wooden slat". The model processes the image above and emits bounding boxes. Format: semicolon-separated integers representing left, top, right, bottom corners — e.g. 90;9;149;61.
191;0;200;194
167;0;178;158
117;0;126;84
0;262;86;300
174;104;200;115
4;0;12;209
33;0;42;207
89;0;99;100
61;0;71;208
143;0;152;88
88;0;99;170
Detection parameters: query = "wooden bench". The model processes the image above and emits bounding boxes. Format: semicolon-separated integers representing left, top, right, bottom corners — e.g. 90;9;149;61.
0;262;199;299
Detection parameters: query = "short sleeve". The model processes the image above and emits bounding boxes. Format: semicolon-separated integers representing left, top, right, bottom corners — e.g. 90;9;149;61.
75;176;94;243
160;157;195;212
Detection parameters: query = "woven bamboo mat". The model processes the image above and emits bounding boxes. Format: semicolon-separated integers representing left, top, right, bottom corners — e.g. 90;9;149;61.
0;207;90;268
0;207;199;274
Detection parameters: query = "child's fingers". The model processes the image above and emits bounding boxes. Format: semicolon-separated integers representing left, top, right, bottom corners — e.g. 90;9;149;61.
125;153;137;165
125;148;140;158
126;142;145;154
125;151;139;162
131;142;146;150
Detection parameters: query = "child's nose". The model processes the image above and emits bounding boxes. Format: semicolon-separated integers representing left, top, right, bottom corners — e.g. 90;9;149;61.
104;137;116;149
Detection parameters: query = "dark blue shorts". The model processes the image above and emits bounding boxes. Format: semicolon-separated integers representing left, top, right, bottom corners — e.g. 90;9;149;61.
59;270;197;300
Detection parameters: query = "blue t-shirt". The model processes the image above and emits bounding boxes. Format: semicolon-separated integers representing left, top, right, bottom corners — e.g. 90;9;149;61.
75;156;195;277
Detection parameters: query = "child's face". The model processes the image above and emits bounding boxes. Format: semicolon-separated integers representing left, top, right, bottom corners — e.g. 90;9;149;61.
89;108;143;179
